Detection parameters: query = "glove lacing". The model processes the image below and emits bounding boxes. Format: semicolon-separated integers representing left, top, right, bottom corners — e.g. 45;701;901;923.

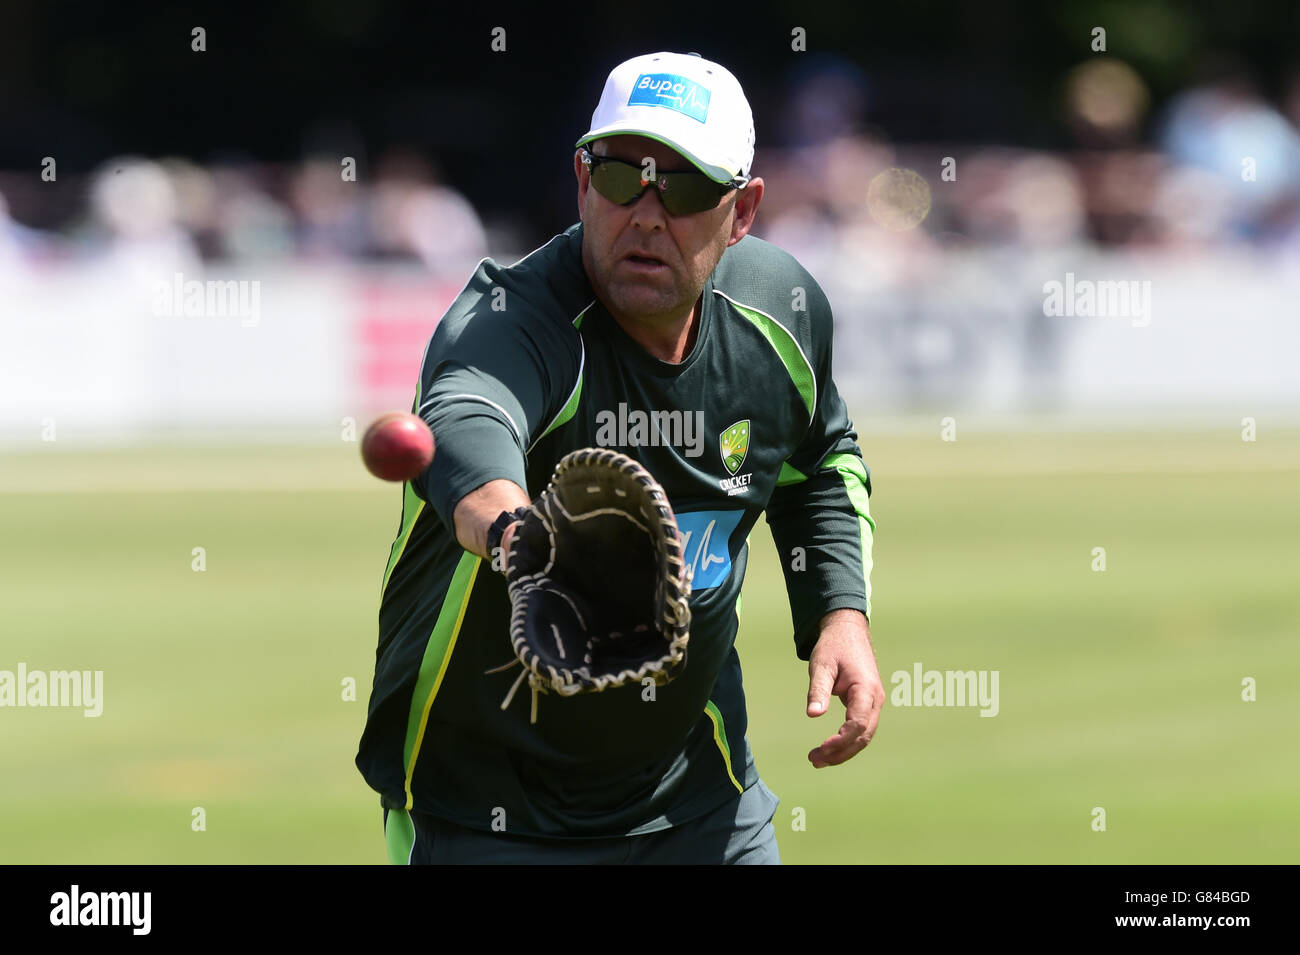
485;657;543;724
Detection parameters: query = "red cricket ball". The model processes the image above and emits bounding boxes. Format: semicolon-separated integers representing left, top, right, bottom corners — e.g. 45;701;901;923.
361;412;435;482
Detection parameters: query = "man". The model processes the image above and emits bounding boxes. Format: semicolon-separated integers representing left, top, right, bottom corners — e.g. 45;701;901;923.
356;51;882;864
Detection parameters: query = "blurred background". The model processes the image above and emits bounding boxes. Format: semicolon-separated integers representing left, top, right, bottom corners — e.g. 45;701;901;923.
1;1;1297;864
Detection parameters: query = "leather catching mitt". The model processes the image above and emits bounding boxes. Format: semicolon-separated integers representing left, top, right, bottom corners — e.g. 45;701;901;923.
499;448;692;720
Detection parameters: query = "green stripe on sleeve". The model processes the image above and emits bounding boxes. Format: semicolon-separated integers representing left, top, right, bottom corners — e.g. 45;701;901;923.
381;480;426;596
777;461;807;486
402;553;482;807
531;305;589;447
538;369;584;442
382;377;428;595
704;700;744;794
385;807;416;865
715;292;816;419
823;453;875;619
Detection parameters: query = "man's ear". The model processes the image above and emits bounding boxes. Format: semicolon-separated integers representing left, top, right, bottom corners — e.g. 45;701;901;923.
728;177;764;246
575;150;589;219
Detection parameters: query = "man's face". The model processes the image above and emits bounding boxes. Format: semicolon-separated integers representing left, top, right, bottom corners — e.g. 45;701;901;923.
575;134;762;327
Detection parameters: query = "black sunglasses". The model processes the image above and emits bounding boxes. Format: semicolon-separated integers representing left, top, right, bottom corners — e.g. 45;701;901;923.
580;148;745;216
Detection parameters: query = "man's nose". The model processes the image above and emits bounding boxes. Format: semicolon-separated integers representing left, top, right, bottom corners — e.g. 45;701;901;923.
628;181;669;226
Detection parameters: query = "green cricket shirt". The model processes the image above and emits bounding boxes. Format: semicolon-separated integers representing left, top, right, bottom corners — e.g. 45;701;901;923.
356;221;874;837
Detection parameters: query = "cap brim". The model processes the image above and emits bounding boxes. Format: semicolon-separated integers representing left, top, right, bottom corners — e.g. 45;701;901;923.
574;125;738;184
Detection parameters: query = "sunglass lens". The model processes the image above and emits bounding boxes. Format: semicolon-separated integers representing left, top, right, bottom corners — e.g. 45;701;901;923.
590;161;644;205
660;174;726;215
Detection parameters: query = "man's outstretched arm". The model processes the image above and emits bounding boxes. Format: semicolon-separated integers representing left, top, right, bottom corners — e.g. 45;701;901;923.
763;273;877;768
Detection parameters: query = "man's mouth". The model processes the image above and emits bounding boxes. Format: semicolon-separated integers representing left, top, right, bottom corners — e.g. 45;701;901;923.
622;252;669;271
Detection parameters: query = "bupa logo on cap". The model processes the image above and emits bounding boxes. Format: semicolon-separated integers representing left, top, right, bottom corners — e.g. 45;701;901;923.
628;73;710;124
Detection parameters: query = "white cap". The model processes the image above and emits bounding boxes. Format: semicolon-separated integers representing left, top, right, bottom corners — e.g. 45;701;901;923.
575;52;755;184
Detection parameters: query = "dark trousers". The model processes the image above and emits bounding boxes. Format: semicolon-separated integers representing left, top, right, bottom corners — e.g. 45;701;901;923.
384;780;781;865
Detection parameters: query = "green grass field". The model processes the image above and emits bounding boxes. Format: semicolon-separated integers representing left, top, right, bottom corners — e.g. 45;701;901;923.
1;426;1297;863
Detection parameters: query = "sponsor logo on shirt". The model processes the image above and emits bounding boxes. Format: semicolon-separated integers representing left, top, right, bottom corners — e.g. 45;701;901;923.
628;73;711;124
676;509;744;589
718;419;753;495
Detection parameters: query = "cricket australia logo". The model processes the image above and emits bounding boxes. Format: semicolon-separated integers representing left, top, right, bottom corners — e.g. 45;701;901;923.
718;420;754;496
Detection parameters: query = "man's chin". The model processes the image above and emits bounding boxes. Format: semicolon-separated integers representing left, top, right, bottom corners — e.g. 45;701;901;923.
604;284;684;322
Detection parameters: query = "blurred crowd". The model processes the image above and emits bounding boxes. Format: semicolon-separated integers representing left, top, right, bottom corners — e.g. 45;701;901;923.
0;149;490;281
2;56;1298;281
759;57;1300;271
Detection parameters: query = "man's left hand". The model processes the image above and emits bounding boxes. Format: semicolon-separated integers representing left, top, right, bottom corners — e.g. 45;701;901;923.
805;609;882;768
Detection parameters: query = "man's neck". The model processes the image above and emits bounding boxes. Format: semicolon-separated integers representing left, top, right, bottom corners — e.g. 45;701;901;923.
606;296;702;364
